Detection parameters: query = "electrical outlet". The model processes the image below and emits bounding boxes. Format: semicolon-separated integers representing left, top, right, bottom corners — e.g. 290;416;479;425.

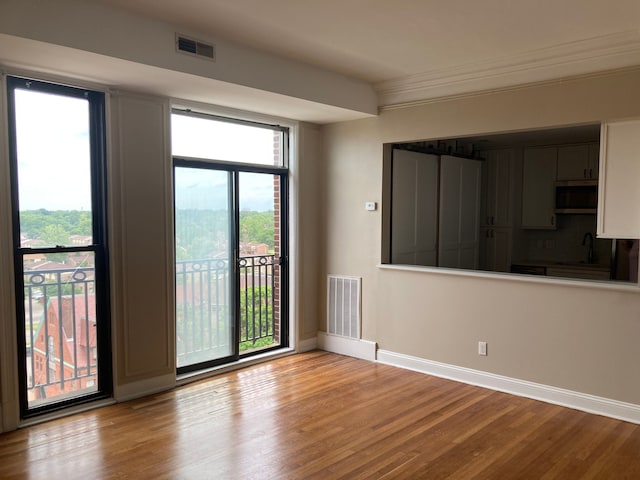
478;341;488;356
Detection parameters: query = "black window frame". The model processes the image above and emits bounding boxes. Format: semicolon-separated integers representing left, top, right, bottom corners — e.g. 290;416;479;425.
172;110;290;375
6;76;112;418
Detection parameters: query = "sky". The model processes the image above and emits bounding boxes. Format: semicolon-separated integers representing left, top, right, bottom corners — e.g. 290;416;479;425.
172;114;279;212
14;90;281;212
174;168;275;212
15;89;92;211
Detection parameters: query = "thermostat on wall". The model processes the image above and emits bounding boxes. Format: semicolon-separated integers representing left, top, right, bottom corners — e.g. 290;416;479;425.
365;201;377;211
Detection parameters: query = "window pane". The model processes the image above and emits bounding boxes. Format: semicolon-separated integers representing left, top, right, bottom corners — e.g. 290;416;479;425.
172;114;283;166
175;167;234;367
238;172;282;353
14;89;92;247
23;252;98;408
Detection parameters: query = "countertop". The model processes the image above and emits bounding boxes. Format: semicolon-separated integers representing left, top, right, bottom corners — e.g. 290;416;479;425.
512;260;610;272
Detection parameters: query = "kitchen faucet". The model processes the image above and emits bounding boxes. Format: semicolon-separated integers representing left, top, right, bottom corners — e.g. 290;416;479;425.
582;232;594;264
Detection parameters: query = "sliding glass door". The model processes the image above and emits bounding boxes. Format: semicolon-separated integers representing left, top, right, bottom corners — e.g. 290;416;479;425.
172;111;288;373
174;167;234;367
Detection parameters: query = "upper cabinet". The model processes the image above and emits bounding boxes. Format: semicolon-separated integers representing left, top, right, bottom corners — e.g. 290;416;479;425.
556;143;599;181
522;147;557;229
598;119;640;238
481;149;513;227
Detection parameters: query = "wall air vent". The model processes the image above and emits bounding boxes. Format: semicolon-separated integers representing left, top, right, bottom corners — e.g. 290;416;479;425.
176;34;215;61
327;275;361;339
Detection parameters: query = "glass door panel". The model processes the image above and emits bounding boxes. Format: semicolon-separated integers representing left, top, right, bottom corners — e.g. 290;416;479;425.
174;167;234;367
238;172;283;354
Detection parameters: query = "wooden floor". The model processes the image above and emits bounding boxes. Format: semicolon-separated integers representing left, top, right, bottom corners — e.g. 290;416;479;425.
1;351;639;479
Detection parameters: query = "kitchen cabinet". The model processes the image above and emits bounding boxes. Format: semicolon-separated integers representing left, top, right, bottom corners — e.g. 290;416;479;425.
439;155;482;269
556;143;599;180
480;227;512;272
598;118;640;238
391;149;439;265
390;151;482;268
522;147;557;229
546;265;610;281
481;149;513;227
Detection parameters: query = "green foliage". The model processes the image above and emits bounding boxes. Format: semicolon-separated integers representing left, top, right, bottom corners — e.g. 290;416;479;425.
239;211;275;248
239;286;274;343
175;209;275;261
20;209;92;239
239;336;275;352
20;210;89;261
40;224;71;246
176;285;275;359
20;209;277;263
175;209;230;261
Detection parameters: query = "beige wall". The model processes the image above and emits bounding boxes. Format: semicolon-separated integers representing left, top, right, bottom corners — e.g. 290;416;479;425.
321;68;640;405
298;123;323;340
109;94;175;395
0;73;19;432
0;83;319;431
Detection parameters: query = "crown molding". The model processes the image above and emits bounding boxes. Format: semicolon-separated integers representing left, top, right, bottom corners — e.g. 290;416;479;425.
375;30;640;107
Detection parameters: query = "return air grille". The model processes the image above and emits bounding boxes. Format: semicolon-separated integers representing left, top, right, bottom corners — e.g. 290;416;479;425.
176;34;215;60
327;275;361;339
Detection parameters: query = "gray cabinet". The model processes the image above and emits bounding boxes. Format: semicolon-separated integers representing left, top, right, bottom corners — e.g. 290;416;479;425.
390;151;482;268
481;149;513;227
557;143;598;180
522;147;557;229
480;226;512;272
439;155;482;269
391;150;439;265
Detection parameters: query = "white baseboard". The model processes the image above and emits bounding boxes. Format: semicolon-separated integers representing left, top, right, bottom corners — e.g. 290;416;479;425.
298;336;318;352
377;349;640;425
114;372;175;403
318;332;377;361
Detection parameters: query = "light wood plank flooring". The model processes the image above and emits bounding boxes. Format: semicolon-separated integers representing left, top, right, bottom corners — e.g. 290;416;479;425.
1;351;639;479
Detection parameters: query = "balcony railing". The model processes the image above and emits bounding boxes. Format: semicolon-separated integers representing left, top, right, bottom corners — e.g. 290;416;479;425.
23;265;98;405
176;254;278;366
22;255;279;398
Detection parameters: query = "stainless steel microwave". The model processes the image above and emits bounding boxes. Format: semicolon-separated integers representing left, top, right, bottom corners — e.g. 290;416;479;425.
555;180;598;214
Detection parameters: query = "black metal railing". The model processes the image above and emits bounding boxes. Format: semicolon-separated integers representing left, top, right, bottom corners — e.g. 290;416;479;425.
23;266;98;404
23;255;279;393
175;254;277;366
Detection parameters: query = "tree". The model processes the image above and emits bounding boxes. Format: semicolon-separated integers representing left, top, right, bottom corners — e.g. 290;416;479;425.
239;211;274;248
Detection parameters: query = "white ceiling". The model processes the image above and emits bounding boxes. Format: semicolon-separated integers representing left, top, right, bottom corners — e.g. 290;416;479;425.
3;1;640;122
98;0;640;86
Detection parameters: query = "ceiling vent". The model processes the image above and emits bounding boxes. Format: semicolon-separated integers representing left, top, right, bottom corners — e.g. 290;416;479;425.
176;34;215;61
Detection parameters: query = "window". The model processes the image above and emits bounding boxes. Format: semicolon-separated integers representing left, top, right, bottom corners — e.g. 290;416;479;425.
383;125;638;283
7;76;112;417
172;110;289;373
